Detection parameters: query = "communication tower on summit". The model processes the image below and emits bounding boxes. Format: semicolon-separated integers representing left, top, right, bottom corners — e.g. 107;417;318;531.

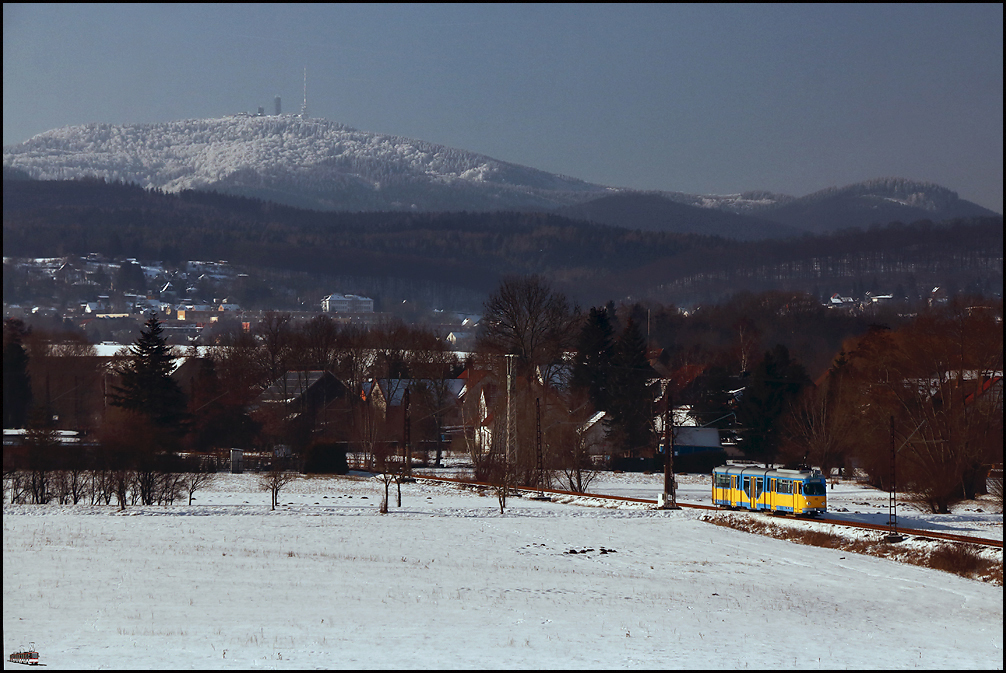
300;68;308;119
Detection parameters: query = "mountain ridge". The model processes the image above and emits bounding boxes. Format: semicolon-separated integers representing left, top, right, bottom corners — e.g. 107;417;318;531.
2;116;613;213
3;116;997;237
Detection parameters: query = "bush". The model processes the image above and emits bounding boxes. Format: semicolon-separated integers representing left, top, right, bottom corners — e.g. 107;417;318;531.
927;543;986;577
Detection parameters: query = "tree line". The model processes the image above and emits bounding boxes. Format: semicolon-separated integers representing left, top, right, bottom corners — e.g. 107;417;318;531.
4;276;1002;513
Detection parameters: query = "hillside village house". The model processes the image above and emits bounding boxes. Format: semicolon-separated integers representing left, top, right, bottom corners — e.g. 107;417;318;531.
321;293;374;313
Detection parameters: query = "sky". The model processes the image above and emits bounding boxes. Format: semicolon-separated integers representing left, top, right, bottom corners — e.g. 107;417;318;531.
3;3;1003;212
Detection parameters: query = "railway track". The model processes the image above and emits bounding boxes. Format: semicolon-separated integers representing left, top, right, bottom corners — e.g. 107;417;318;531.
411;473;1003;550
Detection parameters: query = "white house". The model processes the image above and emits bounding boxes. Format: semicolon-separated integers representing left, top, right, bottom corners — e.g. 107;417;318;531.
321;293;374;313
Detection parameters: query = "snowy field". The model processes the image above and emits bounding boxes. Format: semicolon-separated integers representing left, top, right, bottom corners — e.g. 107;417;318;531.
4;471;1003;669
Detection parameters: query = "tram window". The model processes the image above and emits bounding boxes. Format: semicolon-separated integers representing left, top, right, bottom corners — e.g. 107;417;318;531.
778;480;792;494
804;481;827;496
715;474;730;488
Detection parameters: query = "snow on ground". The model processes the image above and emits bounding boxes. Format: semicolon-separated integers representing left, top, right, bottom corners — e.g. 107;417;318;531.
4;472;1003;669
574;471;1004;542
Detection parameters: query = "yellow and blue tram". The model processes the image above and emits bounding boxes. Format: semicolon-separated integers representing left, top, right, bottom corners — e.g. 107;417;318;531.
712;465;827;516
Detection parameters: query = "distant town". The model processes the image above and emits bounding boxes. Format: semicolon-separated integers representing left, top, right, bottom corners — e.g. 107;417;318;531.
4;252;953;350
3;254;482;348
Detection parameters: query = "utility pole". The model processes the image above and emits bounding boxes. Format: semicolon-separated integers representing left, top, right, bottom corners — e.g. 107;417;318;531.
505;355;514;465
397;386;411;508
536;398;543;491
660;382;679;509
530;397;550;501
403;386;411;475
505;354;515;496
886;415;904;542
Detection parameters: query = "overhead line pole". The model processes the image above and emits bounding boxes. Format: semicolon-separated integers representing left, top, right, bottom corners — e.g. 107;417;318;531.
661;381;679;510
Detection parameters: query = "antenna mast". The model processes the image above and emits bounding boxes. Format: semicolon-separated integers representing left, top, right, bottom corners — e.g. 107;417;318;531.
300;67;309;119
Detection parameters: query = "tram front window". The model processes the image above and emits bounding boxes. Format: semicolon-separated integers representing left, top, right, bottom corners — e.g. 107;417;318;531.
803;481;826;496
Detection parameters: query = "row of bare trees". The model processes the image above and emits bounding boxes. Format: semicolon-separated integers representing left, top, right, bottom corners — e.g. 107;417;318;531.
5;465;216;508
3;423;217;507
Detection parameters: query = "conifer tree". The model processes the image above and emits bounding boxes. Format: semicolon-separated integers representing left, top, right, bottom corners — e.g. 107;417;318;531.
735;344;809;463
3;318;32;429
605;317;654;457
110;313;189;451
571;306;616;413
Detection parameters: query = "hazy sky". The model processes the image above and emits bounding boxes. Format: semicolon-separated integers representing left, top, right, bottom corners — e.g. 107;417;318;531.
4;4;1003;211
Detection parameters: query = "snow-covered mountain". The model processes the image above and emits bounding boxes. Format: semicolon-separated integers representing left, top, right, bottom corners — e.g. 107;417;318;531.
3;116;996;231
2;115;614;212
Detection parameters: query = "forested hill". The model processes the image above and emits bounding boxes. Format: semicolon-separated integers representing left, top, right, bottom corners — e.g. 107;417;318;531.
2;115;610;212
6;117;995;238
3;178;1002;306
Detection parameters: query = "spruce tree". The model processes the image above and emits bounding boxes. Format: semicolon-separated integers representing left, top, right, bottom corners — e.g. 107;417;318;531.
605;317;654;457
110;313;188;450
3;318;32;428
570;306;616;413
735;344;809;463
687;365;738;429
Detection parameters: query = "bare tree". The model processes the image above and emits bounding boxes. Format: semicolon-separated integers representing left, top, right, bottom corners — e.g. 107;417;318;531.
259;461;298;511
371;321;418;380
24;419;59;504
372;439;400;514
253;312;294;387
157;471;186;505
410;339;463;468
989;467;1003;513
290;314;341;371
479;274;579;384
847;299;1003;512
453;367;495;481
112;468;130;510
734;317;761;374
780;358;860;475
5;468;29;504
334;325;372;395
476;401;511;516
552;393;602;493
179;470;217;506
87;464;115;506
59;445;89;505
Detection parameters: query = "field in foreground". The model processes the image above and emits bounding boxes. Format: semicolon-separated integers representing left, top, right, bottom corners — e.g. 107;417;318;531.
4;474;1003;669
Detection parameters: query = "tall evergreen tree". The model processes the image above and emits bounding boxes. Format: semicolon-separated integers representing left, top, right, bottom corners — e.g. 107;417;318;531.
605;317;654;457
570;306;616;413
115;260;147;293
686;365;738;429
3;318;33;428
110;313;189;450
735;344;809;463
